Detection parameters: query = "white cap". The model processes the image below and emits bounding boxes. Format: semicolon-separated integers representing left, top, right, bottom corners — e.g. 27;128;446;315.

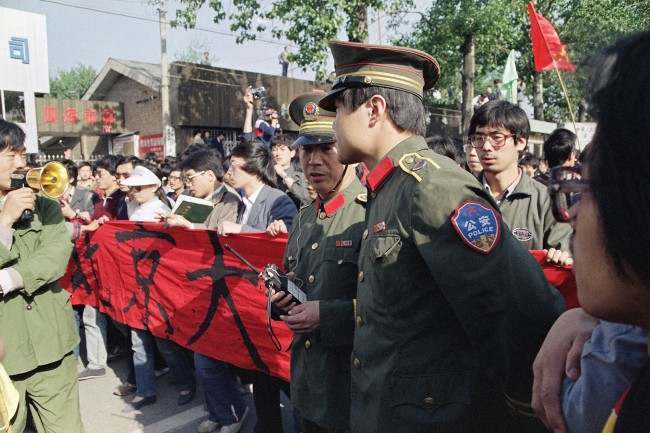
120;166;161;187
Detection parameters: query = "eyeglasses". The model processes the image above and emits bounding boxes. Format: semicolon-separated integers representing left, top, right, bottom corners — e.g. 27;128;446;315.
182;170;206;184
468;132;515;149
168;175;182;181
131;185;145;192
548;165;590;222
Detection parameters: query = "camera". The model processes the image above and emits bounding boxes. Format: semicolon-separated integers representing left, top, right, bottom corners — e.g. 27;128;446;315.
251;86;267;100
261;264;306;316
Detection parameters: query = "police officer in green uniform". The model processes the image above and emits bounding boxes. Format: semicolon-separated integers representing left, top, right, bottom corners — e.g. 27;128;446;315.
318;41;565;433
268;92;366;433
468;100;572;264
0;120;83;433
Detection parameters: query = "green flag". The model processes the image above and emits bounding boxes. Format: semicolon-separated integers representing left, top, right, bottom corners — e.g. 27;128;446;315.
502;50;518;104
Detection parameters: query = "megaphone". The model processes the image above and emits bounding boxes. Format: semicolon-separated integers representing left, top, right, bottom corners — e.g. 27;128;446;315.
10;161;69;223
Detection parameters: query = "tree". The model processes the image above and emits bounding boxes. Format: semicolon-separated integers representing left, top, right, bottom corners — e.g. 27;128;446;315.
397;0;522;134
174;38;218;65
403;0;649;125
173;0;412;79
49;64;97;99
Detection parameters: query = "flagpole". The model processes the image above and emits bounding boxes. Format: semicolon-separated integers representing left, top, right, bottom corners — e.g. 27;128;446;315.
529;3;580;147
552;66;580;147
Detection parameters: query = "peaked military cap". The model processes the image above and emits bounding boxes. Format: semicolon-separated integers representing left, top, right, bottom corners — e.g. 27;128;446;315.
289;91;337;147
318;41;441;111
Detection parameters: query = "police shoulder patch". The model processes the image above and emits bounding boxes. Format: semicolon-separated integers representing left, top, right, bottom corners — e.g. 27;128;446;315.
398;152;440;182
451;201;501;254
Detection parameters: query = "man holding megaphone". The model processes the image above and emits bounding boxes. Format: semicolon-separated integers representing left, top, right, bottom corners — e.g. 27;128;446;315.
0;119;84;433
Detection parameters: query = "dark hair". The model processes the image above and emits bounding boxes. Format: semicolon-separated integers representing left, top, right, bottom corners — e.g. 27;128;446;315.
94;155;124;176
120;155;142;169
335;87;427;136
271;134;297;150
543;128;576;168
78;161;92;170
469;100;530;141
180;143;209;160
61;159;78;187
179;149;224;181
519;152;539;169
426;135;464;165
159;163;173;182
584;31;650;288
0;119;26;152
230;142;276;187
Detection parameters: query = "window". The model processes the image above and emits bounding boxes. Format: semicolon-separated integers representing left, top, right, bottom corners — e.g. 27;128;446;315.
3;91;26;123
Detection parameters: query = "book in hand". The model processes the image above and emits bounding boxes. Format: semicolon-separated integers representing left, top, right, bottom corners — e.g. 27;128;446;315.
170;195;214;224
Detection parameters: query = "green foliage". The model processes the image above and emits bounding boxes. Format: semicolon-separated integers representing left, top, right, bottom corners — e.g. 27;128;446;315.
49;64;97;100
403;0;649;121
174;39;219;64
173;0;412;79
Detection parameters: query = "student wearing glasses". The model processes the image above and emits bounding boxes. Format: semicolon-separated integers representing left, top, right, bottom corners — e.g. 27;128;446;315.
468;101;572;264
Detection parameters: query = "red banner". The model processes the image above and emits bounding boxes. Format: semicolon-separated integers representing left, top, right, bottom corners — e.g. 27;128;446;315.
61;224;578;383
527;2;575;72
61;221;293;381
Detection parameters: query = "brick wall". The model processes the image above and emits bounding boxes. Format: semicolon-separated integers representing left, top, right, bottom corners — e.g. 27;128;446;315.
103;76;162;137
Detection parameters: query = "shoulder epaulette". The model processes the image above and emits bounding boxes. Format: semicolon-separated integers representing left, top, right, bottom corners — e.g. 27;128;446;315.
398;152;440;182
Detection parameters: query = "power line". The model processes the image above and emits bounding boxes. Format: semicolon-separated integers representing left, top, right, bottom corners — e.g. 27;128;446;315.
39;0;297;48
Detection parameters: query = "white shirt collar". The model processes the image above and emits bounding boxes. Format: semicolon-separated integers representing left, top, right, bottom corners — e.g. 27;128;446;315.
243;184;264;206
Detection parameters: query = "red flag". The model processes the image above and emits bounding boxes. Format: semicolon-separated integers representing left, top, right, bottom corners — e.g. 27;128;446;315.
527;2;575;72
529;250;579;309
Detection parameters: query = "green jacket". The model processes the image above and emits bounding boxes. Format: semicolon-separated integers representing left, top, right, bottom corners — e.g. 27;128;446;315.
483;172;572;251
0;196;77;376
352;136;564;433
284;177;366;430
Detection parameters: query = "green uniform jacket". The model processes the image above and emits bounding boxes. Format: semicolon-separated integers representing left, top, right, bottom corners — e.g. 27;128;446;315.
0;196;77;376
487;172;572;251
284;178;366;430
352;136;564;433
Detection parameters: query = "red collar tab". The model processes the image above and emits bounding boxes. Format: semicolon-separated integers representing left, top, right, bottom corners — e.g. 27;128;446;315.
316;193;346;217
367;156;395;192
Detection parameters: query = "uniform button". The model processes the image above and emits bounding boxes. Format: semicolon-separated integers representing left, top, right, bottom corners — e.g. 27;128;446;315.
26;304;32;310
362;229;368;240
311;242;319;250
356;315;364;327
288;255;294;261
353;358;361;369
337;259;343;265
423;396;434;408
304;339;311;349
370;192;376;199
319;211;326;219
358;271;364;282
308;275;315;283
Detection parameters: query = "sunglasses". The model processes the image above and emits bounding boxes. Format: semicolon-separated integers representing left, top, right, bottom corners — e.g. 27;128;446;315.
548;165;590;222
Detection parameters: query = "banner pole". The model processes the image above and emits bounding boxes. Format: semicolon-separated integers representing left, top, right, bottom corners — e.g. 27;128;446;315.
553;66;581;148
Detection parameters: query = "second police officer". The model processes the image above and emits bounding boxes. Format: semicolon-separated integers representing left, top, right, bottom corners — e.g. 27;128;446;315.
268;91;366;433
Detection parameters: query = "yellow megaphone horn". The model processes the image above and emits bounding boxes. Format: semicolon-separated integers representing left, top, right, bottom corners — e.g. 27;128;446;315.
14;161;70;199
10;161;70;223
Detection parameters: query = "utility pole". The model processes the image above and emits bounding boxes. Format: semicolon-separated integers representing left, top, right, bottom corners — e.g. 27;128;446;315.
158;0;175;156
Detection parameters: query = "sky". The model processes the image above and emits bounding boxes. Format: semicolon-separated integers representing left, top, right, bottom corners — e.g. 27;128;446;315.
0;0;425;81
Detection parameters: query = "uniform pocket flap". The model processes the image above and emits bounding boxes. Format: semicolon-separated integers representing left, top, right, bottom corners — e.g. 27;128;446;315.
370;234;401;259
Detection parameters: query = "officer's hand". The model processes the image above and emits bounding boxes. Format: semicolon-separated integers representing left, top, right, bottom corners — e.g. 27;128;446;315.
545;248;573;266
266;220;287;237
532;308;598;433
0;188;36;227
77;211;92;223
270;290;296;311
281;301;320;333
